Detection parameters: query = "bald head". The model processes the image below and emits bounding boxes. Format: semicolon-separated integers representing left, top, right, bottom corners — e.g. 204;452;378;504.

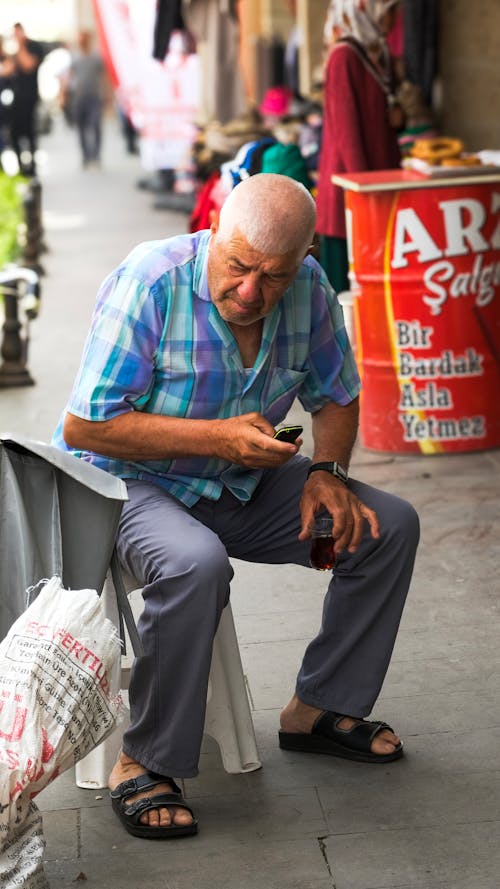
215;173;316;259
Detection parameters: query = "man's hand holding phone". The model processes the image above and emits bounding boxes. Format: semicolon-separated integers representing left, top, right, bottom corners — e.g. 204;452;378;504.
211;414;302;466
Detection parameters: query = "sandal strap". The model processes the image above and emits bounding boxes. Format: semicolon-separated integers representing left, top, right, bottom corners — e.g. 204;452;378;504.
124;792;195;820
313;711;394;754
110;772;182;801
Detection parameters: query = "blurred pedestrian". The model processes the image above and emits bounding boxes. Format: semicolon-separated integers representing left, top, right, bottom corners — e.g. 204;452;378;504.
8;23;44;176
63;30;106;168
315;0;403;293
117;102;139;155
0;36;15;160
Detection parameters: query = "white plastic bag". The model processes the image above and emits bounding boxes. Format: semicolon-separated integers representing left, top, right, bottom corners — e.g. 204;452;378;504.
0;576;123;888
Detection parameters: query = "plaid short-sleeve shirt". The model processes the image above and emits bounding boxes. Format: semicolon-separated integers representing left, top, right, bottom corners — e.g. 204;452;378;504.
52;230;361;506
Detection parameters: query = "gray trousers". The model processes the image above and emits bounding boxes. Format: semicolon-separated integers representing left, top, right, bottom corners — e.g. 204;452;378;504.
116;456;419;778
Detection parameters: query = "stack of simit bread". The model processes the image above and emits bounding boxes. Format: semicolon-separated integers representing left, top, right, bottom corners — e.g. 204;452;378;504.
410;137;482;167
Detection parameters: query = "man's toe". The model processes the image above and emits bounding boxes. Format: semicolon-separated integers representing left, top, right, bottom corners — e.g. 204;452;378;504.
139;806;174;827
372;728;401;755
159;806;174;827
168;806;193;826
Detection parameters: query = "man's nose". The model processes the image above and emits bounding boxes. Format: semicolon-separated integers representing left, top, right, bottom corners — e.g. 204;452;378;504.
237;272;261;302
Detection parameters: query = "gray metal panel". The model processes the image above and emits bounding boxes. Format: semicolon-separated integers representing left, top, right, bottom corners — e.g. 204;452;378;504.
0;434;128;499
0;437;128;640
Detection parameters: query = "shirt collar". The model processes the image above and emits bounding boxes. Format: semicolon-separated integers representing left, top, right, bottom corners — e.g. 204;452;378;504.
193;229;212;301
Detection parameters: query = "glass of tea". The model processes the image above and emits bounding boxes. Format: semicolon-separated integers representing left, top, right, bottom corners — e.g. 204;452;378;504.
309;516;336;570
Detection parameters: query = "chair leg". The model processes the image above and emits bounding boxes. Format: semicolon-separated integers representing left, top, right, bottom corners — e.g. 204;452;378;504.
75;576;130;790
75;582;261;788
204;605;261;773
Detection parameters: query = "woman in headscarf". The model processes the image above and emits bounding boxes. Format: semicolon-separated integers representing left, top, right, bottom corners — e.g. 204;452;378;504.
315;0;403;293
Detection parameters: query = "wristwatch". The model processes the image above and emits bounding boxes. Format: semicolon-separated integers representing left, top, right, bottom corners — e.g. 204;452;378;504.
307;461;348;484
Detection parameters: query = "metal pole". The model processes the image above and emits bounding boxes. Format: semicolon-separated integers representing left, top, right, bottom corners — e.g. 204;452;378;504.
22;184;45;276
0;268;40;388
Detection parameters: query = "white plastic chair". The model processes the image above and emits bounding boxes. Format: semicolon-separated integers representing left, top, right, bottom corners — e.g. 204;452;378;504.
0;434;261;785
75;568;262;787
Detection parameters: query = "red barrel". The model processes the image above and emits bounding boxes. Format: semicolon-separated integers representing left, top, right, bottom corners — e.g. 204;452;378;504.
339;170;500;453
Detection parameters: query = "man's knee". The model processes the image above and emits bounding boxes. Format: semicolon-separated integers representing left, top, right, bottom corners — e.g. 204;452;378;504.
379;492;420;554
178;536;233;588
352;480;420;545
146;534;233;611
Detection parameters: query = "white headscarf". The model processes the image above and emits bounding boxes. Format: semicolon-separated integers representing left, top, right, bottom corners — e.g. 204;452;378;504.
323;0;399;51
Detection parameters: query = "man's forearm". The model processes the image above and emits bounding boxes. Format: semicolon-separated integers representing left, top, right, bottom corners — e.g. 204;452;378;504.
63;411;227;460
63;409;282;468
310;398;359;469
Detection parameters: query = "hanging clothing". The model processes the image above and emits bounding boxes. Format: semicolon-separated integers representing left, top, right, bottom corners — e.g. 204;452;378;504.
402;0;438;106
153;0;185;60
316;1;401;291
182;0;245;124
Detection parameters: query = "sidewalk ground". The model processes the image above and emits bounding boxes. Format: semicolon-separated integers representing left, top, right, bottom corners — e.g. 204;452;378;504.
1;115;499;889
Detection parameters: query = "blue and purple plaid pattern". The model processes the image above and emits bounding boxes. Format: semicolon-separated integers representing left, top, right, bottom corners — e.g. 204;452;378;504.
52;230;360;505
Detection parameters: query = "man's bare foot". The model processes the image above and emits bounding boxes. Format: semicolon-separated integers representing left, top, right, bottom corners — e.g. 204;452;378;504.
280;694;401;757
109;753;194;829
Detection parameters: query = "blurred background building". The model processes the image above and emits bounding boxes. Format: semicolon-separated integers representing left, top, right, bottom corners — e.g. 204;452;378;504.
0;0;498;152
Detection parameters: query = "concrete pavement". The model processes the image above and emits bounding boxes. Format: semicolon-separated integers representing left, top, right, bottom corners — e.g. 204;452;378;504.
1;115;500;889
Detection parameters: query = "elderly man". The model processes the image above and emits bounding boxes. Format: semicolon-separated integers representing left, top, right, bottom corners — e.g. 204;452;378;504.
53;174;419;839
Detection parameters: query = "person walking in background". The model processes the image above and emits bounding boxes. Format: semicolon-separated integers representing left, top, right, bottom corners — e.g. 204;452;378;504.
315;0;403;294
117;100;139;155
63;30;106;168
8;22;44;176
0;36;14;162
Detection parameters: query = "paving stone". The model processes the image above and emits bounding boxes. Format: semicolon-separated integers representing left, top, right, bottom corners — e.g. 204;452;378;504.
378;651;500;698
42;807;79;860
323;821;500;889
230;559;326;618
38;768;107;812
78;786;328;856
234;607;324;645
45;837;334;889
319;770;500;834
240;638;310;709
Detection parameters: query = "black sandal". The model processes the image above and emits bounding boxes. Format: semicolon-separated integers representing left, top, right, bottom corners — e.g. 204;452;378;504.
110;772;198;839
279;711;404;763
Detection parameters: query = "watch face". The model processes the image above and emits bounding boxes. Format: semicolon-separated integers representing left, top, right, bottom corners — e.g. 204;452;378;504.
333;462;348;481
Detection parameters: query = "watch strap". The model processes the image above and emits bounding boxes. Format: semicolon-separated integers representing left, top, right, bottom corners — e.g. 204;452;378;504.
307;461;348;484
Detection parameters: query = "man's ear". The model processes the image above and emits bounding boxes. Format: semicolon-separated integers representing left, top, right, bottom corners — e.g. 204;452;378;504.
209;210;220;234
306;234;321;262
299;245;314;262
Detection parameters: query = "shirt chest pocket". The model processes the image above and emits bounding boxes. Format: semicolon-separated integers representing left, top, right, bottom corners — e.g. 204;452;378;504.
263;367;308;423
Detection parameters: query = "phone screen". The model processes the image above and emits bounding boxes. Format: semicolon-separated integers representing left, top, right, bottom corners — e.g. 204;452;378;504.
274;425;303;443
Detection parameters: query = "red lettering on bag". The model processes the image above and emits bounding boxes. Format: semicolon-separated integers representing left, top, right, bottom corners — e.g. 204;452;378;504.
41;727;55;763
0;701;28;742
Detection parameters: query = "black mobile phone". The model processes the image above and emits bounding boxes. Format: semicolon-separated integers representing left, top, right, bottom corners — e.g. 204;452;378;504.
273;424;303;443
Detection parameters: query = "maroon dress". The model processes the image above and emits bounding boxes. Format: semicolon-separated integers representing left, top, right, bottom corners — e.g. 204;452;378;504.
316;38;401;240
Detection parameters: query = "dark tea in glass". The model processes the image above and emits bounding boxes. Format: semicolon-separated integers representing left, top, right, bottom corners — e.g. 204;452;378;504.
309;516;336;570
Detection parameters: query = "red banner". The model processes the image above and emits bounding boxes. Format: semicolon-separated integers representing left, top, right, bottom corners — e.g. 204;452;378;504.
93;0;200;170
